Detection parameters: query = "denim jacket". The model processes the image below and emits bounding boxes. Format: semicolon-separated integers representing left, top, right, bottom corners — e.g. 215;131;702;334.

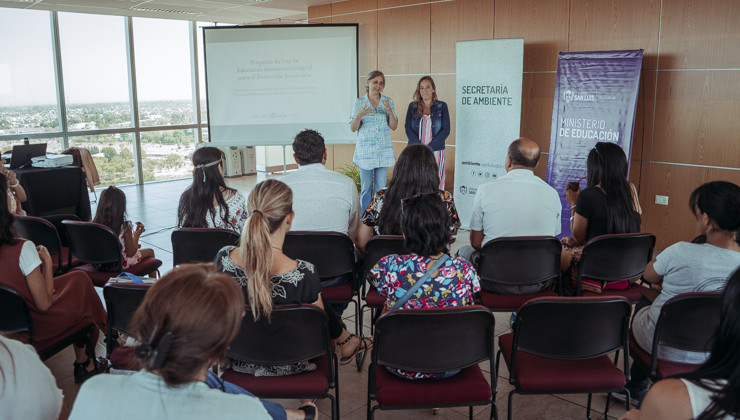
404;100;450;152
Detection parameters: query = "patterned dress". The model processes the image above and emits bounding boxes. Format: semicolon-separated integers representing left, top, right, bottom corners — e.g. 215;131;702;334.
361;189;460;235
371;253;481;379
206;191;248;234
420;115;446;190
350;94;397;170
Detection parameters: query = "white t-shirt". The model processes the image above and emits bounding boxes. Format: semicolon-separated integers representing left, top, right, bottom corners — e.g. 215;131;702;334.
632;242;740;363
282;163;361;241
469;169;561;245
0;335;63;420
70;370;270;420
18;239;41;275
680;379;732;419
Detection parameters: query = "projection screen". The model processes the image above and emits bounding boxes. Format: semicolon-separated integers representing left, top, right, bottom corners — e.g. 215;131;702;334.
203;24;359;146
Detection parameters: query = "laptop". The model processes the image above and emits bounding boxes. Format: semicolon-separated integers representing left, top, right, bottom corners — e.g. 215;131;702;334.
8;143;47;169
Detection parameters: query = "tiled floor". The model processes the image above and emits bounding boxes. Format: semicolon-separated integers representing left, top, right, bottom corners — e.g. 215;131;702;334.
45;173;632;419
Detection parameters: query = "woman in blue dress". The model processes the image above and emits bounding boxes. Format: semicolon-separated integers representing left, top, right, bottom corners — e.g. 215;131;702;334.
349;70;398;211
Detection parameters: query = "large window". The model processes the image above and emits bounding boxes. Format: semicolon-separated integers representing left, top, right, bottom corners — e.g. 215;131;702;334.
58;13;132;131
0;9;59;134
0;9;211;186
133;18;194;127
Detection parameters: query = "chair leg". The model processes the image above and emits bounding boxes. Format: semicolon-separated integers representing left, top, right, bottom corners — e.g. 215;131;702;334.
604;392;612;419
469;405;473;419
507;390;516;420
491;401;498;420
586;393;592;420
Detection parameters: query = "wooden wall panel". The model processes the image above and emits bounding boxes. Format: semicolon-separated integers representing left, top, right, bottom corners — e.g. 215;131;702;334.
325;145;335;169
332;0;378;14
380;75;421;142
494;0;569;72
377;4;430;74
332;12;378;74
651;70;740;168
568;0;661;70
377;0;429;7
431;0;494;73
659;0;740;69
520;72;556;151
307;3;332;21
433;74;456;145
444;146;456;191
332;144;356;170
644;163;740;250
631;69;656;162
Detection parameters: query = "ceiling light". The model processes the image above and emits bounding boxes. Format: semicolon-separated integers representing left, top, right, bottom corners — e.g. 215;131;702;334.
130;7;201;15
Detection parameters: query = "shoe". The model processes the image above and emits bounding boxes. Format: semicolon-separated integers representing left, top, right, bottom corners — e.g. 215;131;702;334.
297;402;317;420
336;334;373;365
74;356;110;384
612;382;648;408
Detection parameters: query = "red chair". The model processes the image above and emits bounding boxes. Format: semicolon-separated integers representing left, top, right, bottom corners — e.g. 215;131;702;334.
477;236;561;311
171;227;240;266
497;297;632;420
360;235;407;333
14;215;83;275
0;284;95;361
222;305;339;419
629;292;722;381
62;220;162;287
574;233;656;302
282;231;358;329
368;306;497;419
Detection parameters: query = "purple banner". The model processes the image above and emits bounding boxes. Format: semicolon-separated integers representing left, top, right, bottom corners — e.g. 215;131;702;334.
546;50;643;237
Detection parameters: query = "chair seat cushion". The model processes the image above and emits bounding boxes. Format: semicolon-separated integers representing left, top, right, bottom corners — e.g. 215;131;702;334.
221;355;331;397
52;248;84;274
581;283;643;303
365;288;385;306
628;332;700;379
321;282;353;301
109;346;138;370
374;363;491;406
70;258;162;287
480;289;557;310
499;333;625;392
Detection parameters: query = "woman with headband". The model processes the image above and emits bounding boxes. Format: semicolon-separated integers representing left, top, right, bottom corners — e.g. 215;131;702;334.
177;147;248;234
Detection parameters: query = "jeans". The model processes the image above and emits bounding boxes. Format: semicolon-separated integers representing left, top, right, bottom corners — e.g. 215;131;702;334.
205;371;286;420
359;167;388;212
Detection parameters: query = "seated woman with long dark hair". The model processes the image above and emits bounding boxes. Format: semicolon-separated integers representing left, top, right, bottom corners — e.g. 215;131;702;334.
623;181;740;403
356;144;459;252
370;192;480;380
177;147;247;234
561;142;642;290
215;179;371;373
0;173;107;384
619;268;740;420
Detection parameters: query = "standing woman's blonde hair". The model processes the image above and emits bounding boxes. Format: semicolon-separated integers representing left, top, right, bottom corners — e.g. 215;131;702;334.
240;179;293;320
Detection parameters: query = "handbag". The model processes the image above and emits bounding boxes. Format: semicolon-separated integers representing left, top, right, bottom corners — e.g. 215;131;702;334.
389;254;450;310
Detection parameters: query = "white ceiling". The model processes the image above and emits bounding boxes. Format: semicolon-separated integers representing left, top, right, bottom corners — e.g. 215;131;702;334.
0;0;334;25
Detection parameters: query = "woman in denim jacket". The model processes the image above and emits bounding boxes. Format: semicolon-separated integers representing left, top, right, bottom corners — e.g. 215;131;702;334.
405;76;451;190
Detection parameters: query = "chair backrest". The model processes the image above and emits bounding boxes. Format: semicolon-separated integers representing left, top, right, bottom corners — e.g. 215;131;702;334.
0;285;35;344
579;233;656;283
42;213;81;247
103;283;151;355
478;236;561;291
229;305;332;366
61;220;123;268
654;292;722;355
513;297;632;361
283;231;355;280
363;235;407;278
171;227;240;266
14;215;63;255
373;306;495;372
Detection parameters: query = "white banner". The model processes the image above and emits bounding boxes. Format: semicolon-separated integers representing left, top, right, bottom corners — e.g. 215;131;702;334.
454;39;524;229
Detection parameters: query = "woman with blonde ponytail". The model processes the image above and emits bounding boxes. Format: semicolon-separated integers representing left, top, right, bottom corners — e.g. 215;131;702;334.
216;179;371;375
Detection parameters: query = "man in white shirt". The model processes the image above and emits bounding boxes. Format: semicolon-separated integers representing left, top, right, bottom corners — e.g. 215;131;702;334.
281;129;361;241
459;138;561;264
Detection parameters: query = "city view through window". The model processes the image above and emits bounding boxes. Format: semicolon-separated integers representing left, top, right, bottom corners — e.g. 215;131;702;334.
0;9;217;185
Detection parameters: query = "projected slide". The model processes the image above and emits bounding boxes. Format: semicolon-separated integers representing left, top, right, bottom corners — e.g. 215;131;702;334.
204;25;358;146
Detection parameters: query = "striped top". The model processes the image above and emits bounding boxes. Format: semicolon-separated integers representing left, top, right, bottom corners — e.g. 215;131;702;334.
350;94;397;170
